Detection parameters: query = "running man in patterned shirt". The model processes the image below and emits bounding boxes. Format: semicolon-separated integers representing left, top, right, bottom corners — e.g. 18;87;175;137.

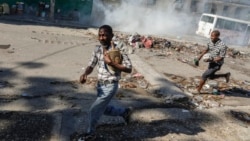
78;25;132;140
195;30;231;94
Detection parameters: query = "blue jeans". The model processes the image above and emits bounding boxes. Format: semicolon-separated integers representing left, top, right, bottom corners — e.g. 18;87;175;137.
87;82;126;133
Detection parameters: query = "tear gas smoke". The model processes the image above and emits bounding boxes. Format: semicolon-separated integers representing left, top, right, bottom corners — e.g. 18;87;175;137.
91;0;197;36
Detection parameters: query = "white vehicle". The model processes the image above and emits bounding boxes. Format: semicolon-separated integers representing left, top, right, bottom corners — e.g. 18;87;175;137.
196;13;250;46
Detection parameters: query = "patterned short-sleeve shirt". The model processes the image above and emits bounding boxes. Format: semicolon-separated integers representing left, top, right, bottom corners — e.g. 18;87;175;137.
206;39;227;64
88;45;132;81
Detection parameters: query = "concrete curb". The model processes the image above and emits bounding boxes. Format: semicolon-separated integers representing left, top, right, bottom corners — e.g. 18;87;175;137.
0;16;90;29
129;54;188;99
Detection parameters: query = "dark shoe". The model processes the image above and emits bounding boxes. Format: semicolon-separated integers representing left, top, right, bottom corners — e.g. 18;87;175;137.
122;107;133;124
225;72;231;83
77;132;96;141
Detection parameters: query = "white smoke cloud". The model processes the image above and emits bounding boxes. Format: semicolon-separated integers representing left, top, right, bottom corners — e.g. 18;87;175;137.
91;0;197;36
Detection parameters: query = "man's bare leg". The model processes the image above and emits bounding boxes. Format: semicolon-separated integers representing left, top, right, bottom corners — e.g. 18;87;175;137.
197;79;206;94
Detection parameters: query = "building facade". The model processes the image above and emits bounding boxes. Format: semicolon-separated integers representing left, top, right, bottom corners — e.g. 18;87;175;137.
0;0;93;22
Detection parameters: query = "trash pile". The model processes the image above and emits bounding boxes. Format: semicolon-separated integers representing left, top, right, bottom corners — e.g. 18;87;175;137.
113;32;172;55
114;31;250;59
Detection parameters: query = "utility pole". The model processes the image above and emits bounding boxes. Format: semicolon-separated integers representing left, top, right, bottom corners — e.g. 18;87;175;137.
50;0;55;21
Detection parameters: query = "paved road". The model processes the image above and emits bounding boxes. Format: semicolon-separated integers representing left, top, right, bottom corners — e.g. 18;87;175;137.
0;17;249;141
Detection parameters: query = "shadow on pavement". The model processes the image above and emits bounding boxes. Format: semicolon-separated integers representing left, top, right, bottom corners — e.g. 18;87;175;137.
0;111;53;141
92;110;221;141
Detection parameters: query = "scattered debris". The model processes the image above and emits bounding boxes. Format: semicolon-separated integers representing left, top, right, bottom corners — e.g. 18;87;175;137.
132;73;144;78
137;79;148;89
